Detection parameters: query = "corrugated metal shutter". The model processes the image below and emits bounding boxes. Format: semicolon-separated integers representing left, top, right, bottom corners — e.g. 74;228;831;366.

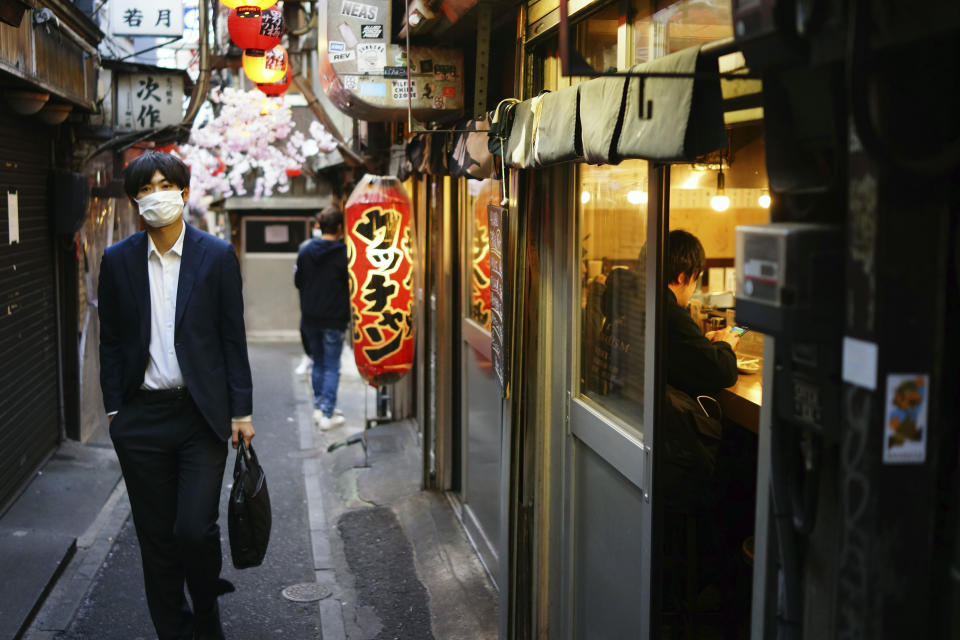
0;112;59;511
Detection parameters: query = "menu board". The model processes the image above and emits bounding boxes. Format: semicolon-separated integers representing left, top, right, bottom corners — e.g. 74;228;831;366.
488;205;508;393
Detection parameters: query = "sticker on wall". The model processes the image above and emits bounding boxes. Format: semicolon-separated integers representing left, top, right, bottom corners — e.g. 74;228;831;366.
328;40;346;53
442;86;456;98
391;79;417;101
340;0;378;21
383;66;407;78
882;373;929;464
358;82;386;97
433;64;457;81
337;22;359;47
419;59;433;73
360;24;383;39
330;50;356;64
357;43;386;72
432;95;444;109
342;75;359;90
422;82;435;98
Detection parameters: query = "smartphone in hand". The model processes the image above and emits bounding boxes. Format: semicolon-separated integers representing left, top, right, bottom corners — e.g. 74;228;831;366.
731;326;748;337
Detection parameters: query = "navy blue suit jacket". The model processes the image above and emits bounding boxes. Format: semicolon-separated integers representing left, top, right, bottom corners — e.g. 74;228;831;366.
98;223;253;442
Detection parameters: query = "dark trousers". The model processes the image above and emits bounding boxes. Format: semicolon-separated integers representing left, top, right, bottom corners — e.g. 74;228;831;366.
110;392;228;640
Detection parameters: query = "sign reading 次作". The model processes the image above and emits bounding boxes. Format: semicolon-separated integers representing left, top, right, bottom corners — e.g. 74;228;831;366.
117;73;185;130
111;0;184;37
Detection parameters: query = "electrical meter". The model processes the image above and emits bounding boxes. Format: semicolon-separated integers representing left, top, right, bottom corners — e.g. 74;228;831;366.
735;223;842;340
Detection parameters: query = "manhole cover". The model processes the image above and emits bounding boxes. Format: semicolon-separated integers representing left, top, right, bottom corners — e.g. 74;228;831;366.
281;583;332;602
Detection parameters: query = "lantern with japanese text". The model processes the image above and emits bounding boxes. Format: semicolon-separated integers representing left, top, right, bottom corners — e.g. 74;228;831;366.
228;7;284;51
242;45;288;84
345;175;415;386
219;0;277;9
257;69;291;96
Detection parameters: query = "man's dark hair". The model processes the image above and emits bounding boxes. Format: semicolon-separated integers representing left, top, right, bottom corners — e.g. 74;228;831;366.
318;206;344;235
666;229;705;285
123;151;191;200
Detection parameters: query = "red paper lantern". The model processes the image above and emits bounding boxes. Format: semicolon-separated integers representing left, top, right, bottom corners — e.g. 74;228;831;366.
211;158;226;176
345;175;415;386
285;165;302;177
228;7;284;51
219;0;277;9
242;45;288;84
257;69;291;96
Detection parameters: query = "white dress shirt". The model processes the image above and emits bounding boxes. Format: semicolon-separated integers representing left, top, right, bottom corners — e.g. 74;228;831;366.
142;221;186;390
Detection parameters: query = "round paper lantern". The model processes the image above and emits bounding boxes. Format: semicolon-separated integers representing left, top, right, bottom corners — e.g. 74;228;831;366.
227;7;284;51
285;165;302;177
242;45;288;84
219;0;278;9
257;69;291;96
345;175;415;386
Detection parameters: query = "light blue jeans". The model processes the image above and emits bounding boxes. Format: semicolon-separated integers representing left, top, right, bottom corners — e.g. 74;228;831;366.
305;327;344;417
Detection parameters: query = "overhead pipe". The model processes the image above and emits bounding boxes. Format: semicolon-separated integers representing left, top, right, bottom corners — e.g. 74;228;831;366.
180;0;211;128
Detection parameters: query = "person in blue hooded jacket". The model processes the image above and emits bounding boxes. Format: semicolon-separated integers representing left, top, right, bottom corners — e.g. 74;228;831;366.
295;206;350;429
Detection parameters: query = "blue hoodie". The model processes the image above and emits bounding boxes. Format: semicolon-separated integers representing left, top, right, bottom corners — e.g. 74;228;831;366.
294;238;349;329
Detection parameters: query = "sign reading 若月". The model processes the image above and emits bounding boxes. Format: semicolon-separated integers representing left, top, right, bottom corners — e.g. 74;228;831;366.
117;73;185;130
111;0;184;37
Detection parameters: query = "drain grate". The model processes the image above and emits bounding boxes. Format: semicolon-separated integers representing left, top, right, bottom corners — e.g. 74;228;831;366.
281;583;332;603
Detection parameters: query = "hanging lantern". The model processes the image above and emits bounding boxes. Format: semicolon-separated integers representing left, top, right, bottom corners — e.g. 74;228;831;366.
242;45;288;84
285;165;302;177
345;175;416;386
227;7;284;51
219;0;278;9
257;69;291;96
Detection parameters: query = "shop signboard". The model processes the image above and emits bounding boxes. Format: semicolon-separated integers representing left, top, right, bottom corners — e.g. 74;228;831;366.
117;73;185;130
111;0;184;37
488;204;508;393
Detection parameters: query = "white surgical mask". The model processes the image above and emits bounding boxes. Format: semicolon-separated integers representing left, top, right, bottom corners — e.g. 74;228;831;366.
312;228;323;238
137;190;184;227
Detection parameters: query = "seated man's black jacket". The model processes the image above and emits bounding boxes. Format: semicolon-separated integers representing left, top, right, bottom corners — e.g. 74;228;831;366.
665;288;738;398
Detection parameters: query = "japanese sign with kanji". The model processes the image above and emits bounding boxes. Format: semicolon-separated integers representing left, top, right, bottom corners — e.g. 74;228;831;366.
345;175;415;386
111;0;184;37
117;73;185;130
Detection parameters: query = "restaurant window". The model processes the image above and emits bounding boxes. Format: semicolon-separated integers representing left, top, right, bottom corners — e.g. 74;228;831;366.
668;124;769;406
465;178;501;331
578;160;649;432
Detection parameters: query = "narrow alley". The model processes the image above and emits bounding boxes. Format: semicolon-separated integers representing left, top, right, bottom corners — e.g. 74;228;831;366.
19;343;497;640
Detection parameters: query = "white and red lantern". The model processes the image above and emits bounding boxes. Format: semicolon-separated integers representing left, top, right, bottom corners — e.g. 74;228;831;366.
242;45;288;84
257;69;291;96
228;7;284;51
345;175;415;386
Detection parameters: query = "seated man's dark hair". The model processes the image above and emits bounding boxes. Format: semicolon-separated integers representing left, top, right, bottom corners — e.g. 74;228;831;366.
123;151;191;201
666;229;705;285
318;206;344;235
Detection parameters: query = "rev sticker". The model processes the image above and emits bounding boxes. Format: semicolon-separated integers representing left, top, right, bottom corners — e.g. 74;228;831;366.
340;0;378;21
391;79;417;101
330;50;356;64
360;24;383;39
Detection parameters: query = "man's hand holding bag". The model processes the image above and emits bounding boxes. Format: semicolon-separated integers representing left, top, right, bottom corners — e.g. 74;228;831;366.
228;441;271;569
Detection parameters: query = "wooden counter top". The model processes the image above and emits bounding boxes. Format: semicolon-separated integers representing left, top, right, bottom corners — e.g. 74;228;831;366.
718;334;764;433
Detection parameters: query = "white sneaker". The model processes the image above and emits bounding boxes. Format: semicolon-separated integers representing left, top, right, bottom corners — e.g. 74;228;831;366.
295;355;312;376
312;409;324;424
318;414;345;430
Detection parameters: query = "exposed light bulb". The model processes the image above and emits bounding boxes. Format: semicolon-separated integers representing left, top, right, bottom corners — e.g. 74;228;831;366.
758;191;771;208
580;191;591;204
711;168;728;212
711;194;730;212
627;190;648;205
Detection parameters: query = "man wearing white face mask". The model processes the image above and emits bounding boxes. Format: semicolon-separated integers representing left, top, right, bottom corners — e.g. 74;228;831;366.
98;152;254;640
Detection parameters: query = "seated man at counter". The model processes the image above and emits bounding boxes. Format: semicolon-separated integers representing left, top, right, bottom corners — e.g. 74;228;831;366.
665;229;739;397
